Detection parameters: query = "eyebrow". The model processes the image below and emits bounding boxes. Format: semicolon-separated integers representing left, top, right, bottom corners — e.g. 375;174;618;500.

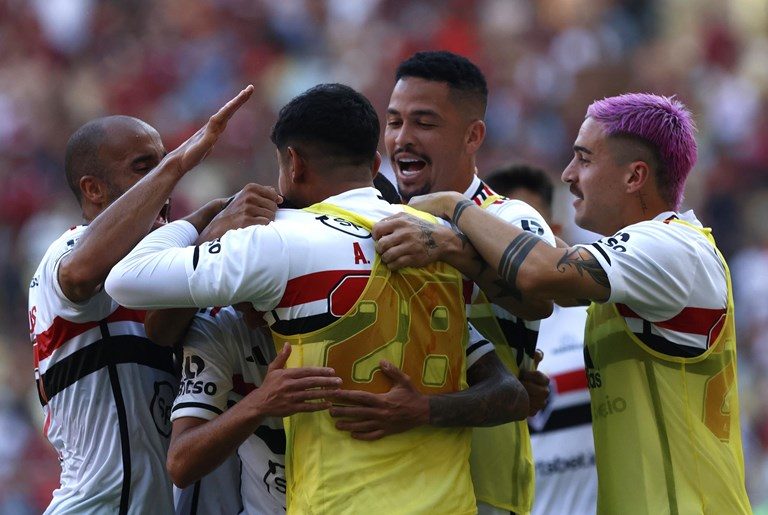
573;145;593;155
386;107;440;118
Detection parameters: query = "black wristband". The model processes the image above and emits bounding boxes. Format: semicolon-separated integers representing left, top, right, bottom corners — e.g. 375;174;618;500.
452;199;474;227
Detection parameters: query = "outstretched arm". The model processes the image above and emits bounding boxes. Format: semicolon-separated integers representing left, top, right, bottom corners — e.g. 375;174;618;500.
59;85;256;303
144;184;281;346
167;344;341;488
408;192;611;303
373;212;552;320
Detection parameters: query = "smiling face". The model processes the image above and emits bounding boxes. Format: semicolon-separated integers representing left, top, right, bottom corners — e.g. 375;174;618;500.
385;78;481;201
561;117;633;236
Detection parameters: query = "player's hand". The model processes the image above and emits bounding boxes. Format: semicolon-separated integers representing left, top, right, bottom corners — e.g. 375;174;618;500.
162;85;255;178
246;343;342;418
373;212;456;270
520;351;550;416
327;360;429;441
197;184;282;243
407;191;466;220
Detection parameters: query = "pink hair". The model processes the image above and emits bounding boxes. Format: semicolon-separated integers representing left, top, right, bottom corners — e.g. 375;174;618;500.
587;93;697;210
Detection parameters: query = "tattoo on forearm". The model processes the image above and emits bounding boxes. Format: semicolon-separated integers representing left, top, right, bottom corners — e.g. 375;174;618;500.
556;248;610;289
452;199;474;227
498;233;541;300
429;354;524;427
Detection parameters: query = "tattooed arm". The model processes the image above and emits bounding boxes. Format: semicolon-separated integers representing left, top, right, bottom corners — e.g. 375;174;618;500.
408;191;611;303
373;212;553;319
328;351;529;441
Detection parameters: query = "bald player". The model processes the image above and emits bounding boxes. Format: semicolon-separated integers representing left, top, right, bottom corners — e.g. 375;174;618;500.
28;87;281;514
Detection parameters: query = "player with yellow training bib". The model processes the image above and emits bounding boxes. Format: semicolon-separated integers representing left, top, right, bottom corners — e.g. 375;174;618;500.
107;83;530;514
402;93;752;514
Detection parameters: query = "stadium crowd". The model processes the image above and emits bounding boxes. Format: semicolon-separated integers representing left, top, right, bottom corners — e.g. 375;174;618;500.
3;0;768;512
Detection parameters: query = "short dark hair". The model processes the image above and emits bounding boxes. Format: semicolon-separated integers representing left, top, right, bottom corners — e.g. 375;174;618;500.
65;119;109;204
485;164;553;209
270;83;380;165
395;51;488;116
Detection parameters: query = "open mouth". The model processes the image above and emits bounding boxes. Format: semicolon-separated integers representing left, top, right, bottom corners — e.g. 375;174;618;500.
397;158;427;175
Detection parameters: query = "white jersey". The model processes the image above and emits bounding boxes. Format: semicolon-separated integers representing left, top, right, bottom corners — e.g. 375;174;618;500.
172;306;285;514
174;450;242;515
578;210;728;356
28;225;177;515
528;305;597;515
465;176;556;371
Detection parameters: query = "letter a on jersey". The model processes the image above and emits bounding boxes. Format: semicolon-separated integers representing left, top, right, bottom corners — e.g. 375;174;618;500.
352;242;369;264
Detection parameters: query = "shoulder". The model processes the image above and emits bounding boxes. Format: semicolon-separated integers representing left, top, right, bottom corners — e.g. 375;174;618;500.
38;226;86;269
596;219;706;258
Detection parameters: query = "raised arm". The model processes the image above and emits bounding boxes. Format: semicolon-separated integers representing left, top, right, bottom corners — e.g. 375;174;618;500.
373;212;552;320
59;85;255;303
409;191;610;303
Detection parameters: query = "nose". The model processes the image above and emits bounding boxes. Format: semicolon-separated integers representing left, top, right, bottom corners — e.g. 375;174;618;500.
393;121;414;150
561;158;576;184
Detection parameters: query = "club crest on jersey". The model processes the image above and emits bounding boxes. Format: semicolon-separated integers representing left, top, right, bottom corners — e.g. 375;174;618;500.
151;380;175;437
315;215;371;239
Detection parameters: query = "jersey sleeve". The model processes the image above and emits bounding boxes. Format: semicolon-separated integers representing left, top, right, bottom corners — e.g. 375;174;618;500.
466;322;494;368
490;200;557;247
43;229;115;322
171;310;237;421
576;222;698;321
105;221;199;308
187;224;290;312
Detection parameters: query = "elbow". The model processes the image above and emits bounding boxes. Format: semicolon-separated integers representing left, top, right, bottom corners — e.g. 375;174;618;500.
507;379;530;422
58;262;103;303
104;269;135;308
166;452;194;489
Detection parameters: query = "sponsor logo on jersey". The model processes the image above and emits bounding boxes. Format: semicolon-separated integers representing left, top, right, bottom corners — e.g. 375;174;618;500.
179;355;218;396
521;219;545;237
535;452;596;476
591;395;628;419
315;215;371;238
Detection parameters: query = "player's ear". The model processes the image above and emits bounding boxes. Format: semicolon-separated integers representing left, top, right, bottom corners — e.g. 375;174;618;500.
626;160;651;194
465;120;486;155
372;151;381;179
79;175;108;206
287;146;307;183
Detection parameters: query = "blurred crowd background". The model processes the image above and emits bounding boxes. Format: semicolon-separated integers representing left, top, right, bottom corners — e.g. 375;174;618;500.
2;0;768;512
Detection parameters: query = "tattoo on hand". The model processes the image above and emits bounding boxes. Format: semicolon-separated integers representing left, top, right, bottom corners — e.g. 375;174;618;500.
498;233;541;300
414;218;438;254
556;248;610;289
452;199;474;227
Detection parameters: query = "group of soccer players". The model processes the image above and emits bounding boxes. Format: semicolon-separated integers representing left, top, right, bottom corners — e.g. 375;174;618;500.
29;50;752;514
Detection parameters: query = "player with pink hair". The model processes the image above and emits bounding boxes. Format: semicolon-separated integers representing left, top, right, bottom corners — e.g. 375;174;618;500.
378;93;751;514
